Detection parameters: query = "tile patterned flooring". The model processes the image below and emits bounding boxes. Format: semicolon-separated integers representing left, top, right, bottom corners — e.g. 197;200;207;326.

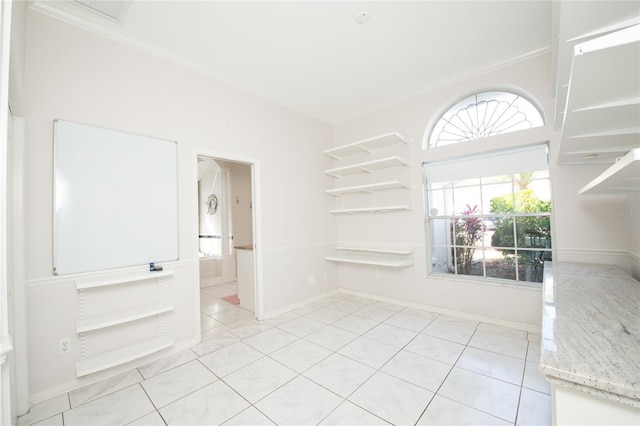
18;285;551;426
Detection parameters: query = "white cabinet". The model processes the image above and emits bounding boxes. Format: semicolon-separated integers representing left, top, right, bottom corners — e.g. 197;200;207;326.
75;270;174;377
324;132;411;214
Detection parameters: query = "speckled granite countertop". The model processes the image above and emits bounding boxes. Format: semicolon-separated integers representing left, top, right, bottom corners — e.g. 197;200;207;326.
540;262;640;407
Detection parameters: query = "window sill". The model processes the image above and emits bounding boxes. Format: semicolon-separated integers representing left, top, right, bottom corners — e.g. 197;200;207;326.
427;272;543;291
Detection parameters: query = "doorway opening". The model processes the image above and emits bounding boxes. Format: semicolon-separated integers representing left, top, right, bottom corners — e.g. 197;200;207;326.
196;154;259;339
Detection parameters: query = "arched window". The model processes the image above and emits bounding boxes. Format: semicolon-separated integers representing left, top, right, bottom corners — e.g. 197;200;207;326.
423;90;551;285
426;91;544;148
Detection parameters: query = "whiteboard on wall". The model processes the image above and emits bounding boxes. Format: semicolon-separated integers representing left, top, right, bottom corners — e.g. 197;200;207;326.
53;120;179;275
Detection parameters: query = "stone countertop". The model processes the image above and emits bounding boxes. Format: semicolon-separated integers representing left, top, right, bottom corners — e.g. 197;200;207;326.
234;245;254;250
540;262;640;407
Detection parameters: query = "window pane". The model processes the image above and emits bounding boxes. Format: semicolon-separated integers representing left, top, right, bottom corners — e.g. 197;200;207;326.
485;253;517;281
427;188;454;216
516;217;552;249
518;250;547;283
430;245;450;274
453;247;484;277
529;178;551;203
490;217;516;250
429;218;451;247
511;175;551;214
453;186;482;216
483;181;513;215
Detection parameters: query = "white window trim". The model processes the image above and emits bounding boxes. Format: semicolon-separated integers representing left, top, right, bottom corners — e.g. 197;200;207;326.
423;142;553;286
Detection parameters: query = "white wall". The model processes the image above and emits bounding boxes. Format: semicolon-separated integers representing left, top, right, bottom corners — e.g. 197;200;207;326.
23;10;337;401
227;162;253;248
551;160;637;274
331;52;637;327
629;193;640;279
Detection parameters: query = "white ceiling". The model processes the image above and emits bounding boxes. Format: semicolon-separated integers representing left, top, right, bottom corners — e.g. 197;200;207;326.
31;0;552;124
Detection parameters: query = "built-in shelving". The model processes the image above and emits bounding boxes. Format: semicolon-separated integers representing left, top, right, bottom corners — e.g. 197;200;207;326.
330;205;411;214
76;303;174;333
324;132;409;159
579;148;640;194
75;269;173;377
325;156;409;178
324;132;415;273
326;247;414;268
76;336;173;377
325;133;411;214
326;181;408;196
558;23;640;171
76;270;173;289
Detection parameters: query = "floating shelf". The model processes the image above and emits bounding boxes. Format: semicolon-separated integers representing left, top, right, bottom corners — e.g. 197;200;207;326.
325;156;409;178
330;205;411;214
326;247;414;268
326;181;408;196
76;336;173;377
76;270;173;290
324;132;409;159
76;303;174;333
579;148;640;194
325;132;412;215
558;24;640;166
336;247;414;255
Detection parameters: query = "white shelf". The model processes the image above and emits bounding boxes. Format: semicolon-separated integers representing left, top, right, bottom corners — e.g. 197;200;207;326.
76;270;173;289
336;247;414;255
326;181;408;196
326;247;414;268
76;303;174;333
330;205;411;214
325;131;411;215
325;156;409;178
76;336;173;377
558;24;640;166
579;148;640;194
324;132;409;159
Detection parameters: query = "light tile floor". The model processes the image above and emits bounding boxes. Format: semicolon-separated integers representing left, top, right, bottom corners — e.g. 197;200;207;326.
18;291;552;426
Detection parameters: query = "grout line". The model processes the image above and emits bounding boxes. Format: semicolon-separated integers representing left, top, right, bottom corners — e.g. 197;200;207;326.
32;291;543;426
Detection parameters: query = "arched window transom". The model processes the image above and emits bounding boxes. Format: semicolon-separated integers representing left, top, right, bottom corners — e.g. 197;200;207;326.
428;91;544;148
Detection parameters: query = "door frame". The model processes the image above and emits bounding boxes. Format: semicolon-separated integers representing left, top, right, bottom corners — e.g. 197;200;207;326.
192;148;264;328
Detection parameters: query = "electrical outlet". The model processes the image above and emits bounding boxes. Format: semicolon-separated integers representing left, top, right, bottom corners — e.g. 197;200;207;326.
58;338;70;355
286;281;295;290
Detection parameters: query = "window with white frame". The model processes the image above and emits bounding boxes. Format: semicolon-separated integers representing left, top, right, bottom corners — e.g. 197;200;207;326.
424;144;551;284
423;89;550;284
428;91;544;148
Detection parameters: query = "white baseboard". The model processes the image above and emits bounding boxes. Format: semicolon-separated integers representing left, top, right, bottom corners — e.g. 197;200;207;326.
28;337;199;406
263;287;540;334
337;289;541;334
262;288;341;320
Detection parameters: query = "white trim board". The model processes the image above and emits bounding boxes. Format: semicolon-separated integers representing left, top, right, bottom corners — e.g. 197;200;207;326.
28;337;199;405
263;287;540;334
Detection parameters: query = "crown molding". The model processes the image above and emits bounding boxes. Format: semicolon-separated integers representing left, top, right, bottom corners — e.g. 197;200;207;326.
30;1;552;127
